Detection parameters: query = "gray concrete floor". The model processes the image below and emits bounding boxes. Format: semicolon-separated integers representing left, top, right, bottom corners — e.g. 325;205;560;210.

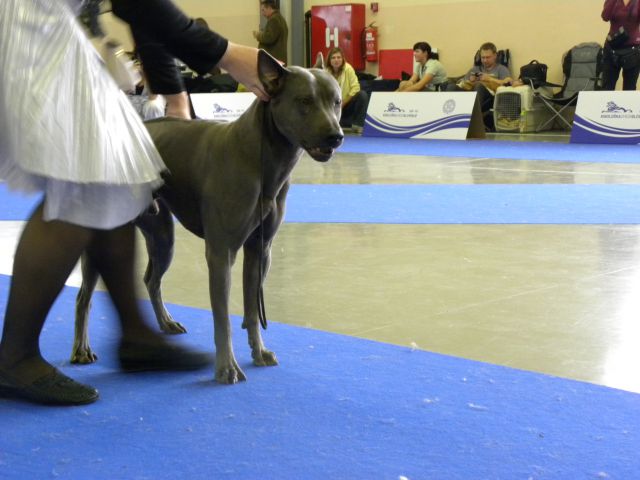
4;133;640;394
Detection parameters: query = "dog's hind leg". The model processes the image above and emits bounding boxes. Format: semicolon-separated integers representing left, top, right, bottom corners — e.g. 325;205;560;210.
71;253;100;364
136;201;186;334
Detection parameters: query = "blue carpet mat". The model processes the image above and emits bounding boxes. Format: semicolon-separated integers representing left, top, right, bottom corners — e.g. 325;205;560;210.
0;186;41;221
285;184;640;224
0;274;638;480
342;136;640;163
3;183;640;225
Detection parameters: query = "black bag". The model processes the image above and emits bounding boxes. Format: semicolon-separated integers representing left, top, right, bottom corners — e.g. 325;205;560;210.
519;60;548;88
607;26;630;49
612;46;640;69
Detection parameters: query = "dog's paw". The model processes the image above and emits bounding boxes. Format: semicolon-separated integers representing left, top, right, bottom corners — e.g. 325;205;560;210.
159;318;187;335
215;359;247;384
70;346;98;365
252;349;278;367
216;354;247;385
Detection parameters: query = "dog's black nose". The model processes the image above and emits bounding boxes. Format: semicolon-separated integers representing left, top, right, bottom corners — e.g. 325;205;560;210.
326;133;344;148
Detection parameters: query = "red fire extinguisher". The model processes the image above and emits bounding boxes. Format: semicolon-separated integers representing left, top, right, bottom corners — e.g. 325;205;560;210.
363;23;378;62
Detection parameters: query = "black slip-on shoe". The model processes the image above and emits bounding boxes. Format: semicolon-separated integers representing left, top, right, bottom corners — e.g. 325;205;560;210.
118;341;213;373
0;368;99;406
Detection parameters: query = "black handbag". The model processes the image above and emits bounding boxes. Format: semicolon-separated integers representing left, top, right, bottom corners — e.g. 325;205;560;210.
607;26;630;49
611;45;640;69
519;60;548;88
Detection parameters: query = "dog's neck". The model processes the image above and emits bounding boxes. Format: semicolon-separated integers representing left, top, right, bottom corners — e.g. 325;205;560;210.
237;99;304;196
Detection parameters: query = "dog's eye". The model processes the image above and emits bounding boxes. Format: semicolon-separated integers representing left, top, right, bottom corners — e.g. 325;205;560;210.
299;97;314;107
334;98;342;107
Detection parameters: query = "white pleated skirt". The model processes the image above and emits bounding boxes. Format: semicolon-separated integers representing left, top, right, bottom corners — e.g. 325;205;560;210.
0;0;166;229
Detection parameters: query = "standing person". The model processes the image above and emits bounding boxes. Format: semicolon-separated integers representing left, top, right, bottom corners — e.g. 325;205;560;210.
253;0;289;64
325;47;369;134
0;0;268;406
601;0;640;90
397;42;447;92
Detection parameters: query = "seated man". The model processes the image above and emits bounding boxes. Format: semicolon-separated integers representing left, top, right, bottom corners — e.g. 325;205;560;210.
397;42;447;92
447;42;513;124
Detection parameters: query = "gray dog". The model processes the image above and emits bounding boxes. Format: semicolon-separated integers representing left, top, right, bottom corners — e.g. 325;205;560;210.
72;51;343;383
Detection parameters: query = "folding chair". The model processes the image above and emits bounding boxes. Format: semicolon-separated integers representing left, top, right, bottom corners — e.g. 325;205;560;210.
529;42;603;132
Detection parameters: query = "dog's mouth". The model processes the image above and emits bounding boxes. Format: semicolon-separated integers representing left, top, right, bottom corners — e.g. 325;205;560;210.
305;146;336;162
304;133;344;162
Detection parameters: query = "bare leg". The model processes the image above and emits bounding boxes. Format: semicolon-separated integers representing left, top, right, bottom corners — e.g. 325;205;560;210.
0;205;210;405
0;203;92;382
0;203;98;404
164;92;191;119
85;223;212;372
73;220;185;366
84;222;156;340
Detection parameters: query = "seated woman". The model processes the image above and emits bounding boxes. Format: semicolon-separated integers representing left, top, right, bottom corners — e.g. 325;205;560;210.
325;47;369;134
397;41;447;92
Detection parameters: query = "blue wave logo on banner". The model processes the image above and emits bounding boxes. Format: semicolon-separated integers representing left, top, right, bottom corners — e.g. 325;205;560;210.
572;114;640;144
364;113;470;138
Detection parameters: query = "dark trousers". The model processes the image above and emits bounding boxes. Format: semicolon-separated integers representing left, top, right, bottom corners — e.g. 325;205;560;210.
340;90;369;128
444;81;495;130
601;45;640;91
445;81;493;112
473;83;495;113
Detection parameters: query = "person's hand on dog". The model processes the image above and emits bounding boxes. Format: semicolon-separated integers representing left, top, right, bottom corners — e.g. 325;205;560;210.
219;42;270;101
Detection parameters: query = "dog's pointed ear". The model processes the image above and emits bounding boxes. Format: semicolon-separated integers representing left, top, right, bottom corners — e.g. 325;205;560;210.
258;49;288;96
313;51;325;69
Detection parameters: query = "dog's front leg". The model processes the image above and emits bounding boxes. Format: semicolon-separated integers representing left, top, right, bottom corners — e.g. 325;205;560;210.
205;243;246;384
242;233;278;367
241;187;288;367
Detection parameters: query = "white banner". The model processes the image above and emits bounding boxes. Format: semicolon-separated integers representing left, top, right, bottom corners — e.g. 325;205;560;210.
363;92;478;140
571;91;640;144
190;92;256;122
